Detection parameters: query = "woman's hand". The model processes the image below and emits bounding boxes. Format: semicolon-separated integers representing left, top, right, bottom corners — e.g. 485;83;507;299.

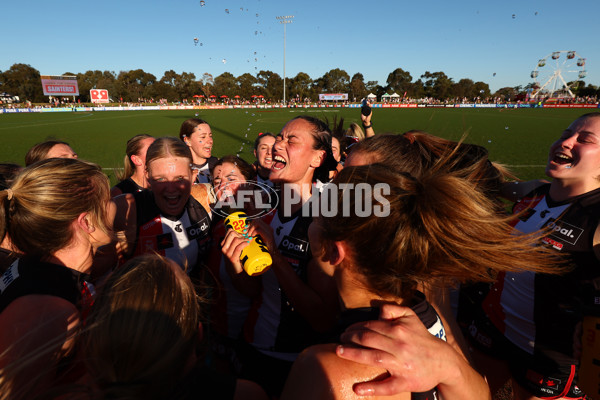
221;229;251;275
336;304;490;400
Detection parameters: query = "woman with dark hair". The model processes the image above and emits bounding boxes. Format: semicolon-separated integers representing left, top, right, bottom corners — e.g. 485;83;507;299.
111;134;155;197
220;115;339;397
253;132;276;188
179;118;218;184
112;137;211;274
0;158;112;399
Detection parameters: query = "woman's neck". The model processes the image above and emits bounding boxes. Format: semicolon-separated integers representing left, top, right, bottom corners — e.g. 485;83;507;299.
192;155;207;166
44;248;93;273
131;169;148;189
549;179;600;202
335;268;406;311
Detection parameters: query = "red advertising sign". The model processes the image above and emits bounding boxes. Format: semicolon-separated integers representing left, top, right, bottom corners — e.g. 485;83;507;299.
40;75;79;96
90;89;109;103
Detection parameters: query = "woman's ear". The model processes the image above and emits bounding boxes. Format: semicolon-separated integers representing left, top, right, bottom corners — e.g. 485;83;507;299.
310;150;326;169
130;154;143;167
325;240;346;266
77;212;95;233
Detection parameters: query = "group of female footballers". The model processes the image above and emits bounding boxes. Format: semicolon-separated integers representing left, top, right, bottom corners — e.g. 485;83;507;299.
1;111;599;400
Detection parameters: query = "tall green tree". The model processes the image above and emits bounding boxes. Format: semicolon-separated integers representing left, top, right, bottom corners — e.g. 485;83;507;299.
386;68;412;95
256;70;283;100
115;69;156;101
213;72;237;98
421;71;453;99
159;70;199;100
289;72;313;100
236;73;258;98
0;63;45;102
318;68;350;93
349;73;367;101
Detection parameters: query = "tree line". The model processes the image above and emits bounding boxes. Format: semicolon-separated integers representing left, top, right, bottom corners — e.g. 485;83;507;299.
1;63;599;104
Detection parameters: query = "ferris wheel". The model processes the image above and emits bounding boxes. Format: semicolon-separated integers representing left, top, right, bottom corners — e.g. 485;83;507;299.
530;51;587;98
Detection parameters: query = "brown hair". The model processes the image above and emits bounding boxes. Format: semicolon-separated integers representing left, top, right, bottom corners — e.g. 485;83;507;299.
350;132;513;208
116;134;154;181
179;118;209;141
214;155;256;181
0;158;111;258
318;164;561;300
24;140;71;166
145;136;193;171
84;254;204;399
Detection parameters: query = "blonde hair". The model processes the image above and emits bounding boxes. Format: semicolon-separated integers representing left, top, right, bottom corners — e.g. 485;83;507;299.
0;158;110;258
345;123;365;140
116;134;154;181
84;254;204;399
145;137;193;172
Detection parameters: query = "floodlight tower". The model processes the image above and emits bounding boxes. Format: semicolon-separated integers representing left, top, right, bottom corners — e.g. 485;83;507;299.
276;15;294;105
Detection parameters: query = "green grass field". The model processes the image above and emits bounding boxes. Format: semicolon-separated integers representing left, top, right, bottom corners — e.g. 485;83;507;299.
0;108;591;183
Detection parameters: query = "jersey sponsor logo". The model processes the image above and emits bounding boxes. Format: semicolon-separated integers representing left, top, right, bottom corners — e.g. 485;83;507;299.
545;218;583;245
186;218;209;239
542;236;564;250
280;236;309;256
0;261;19;293
141;217;161;231
156;232;174;250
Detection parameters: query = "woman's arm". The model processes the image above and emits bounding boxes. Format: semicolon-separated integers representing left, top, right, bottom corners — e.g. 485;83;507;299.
0;296;80;398
230;219;339;333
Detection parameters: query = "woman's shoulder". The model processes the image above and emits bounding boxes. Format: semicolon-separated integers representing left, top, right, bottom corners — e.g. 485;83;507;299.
282;344;410;400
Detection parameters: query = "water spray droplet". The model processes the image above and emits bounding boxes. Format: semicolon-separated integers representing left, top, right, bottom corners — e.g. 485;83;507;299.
488;140;492;143
505;126;509;130
222;59;227;64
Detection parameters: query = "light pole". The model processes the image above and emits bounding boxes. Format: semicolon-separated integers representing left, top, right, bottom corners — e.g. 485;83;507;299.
276;15;294;105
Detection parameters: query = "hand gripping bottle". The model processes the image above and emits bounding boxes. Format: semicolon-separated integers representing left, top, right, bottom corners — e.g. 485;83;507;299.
224;211;272;276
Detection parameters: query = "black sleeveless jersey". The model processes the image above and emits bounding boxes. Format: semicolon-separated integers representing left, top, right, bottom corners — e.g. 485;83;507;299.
334;292;445;400
0;257;94;316
484;184;600;356
114;177;145;194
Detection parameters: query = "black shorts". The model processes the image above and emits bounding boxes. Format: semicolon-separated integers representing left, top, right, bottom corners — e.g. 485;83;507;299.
462;310;587;399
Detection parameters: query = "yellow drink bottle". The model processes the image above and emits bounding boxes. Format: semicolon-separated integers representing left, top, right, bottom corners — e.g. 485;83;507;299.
224;211;272;276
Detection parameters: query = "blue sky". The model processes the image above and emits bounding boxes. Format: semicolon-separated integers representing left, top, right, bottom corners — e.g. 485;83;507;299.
2;0;598;93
